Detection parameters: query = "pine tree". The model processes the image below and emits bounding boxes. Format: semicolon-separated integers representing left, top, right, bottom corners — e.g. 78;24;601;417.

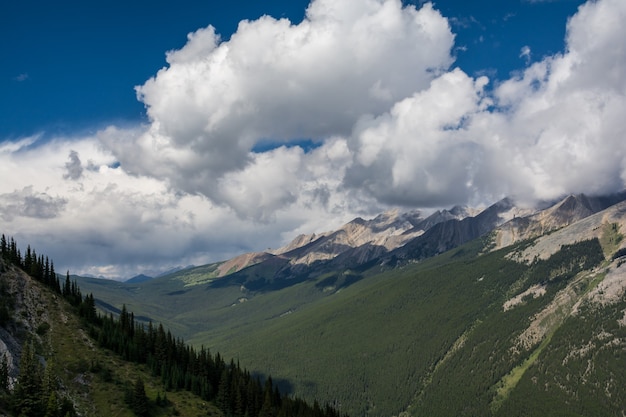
216;368;231;413
13;341;44;416
51;262;60;294
44;391;59;417
24;245;32;273
258;377;277;417
59;396;76;417
0;234;7;257
132;377;149;417
41;359;57;407
44;257;50;286
63;271;71;297
9;237;18;265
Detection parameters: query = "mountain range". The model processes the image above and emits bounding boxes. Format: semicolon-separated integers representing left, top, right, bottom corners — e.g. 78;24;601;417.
65;191;626;416
4;191;626;416
130;191;624;286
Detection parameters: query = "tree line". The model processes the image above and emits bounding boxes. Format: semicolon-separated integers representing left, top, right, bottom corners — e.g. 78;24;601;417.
1;234;81;416
90;306;342;417
1;234;345;417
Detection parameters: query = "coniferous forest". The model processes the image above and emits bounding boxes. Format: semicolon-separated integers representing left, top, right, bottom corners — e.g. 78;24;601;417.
2;219;626;417
0;234;344;417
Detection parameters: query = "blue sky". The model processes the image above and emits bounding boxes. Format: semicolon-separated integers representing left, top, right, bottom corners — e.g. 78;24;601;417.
1;0;625;279
2;0;584;139
1;0;310;138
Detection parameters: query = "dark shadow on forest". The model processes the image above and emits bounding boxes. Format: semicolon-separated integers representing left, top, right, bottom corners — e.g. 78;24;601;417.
94;299;153;323
249;372;316;397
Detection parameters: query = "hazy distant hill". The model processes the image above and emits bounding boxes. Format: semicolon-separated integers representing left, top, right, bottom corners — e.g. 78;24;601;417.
74;192;626;417
125;273;153;284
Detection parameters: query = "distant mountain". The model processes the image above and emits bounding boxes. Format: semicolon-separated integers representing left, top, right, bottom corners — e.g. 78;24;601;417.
253;206;479;279
161;208;465;287
144;192;626;289
387;197;526;262
272;209;427;263
215;251;276;277
151;253;278;287
492;191;626;250
125;273;153;284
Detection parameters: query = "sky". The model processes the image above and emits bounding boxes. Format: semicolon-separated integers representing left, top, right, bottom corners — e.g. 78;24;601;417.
2;0;625;279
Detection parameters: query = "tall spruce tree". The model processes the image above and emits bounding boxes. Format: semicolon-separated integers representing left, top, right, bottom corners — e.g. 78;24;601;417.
41;359;57;408
43;391;59;417
63;272;71;297
0;234;6;257
13;341;44;416
132;377;149;417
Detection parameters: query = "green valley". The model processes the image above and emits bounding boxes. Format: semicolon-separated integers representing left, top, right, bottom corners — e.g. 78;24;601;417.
77;228;626;416
7;195;626;416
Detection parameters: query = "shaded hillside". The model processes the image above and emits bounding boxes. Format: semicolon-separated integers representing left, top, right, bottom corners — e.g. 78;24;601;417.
389;197;519;261
154;203;488;294
226;207;475;284
0;257;221;417
112;196;534;299
0;240;345;417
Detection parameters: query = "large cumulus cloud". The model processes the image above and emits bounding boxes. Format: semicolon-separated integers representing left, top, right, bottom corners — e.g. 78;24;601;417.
104;0;626;219
2;0;626;278
345;0;626;206
345;69;490;207
484;0;626;202
0;133;366;278
103;0;455;217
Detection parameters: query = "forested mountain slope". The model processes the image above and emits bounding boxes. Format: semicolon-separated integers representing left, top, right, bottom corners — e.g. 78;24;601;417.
0;243;343;417
72;195;626;416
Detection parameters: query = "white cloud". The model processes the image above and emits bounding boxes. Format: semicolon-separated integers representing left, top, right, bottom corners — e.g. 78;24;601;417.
103;0;455;218
485;0;626;202
344;0;626;207
0;133;364;278
0;135;38;153
519;45;531;64
0;186;67;221
13;73;29;82
344;69;491;207
2;0;626;278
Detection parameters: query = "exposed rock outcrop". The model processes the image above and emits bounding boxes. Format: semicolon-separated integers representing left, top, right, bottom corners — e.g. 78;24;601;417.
0;259;52;389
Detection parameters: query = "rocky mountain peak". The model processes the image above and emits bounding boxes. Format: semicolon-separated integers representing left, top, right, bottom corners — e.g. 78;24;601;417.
491;191;626;251
186;191;626;283
215;252;276;277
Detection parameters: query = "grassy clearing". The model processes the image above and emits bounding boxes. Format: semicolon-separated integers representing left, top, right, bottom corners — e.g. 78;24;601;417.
600;222;623;257
491;330;555;413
